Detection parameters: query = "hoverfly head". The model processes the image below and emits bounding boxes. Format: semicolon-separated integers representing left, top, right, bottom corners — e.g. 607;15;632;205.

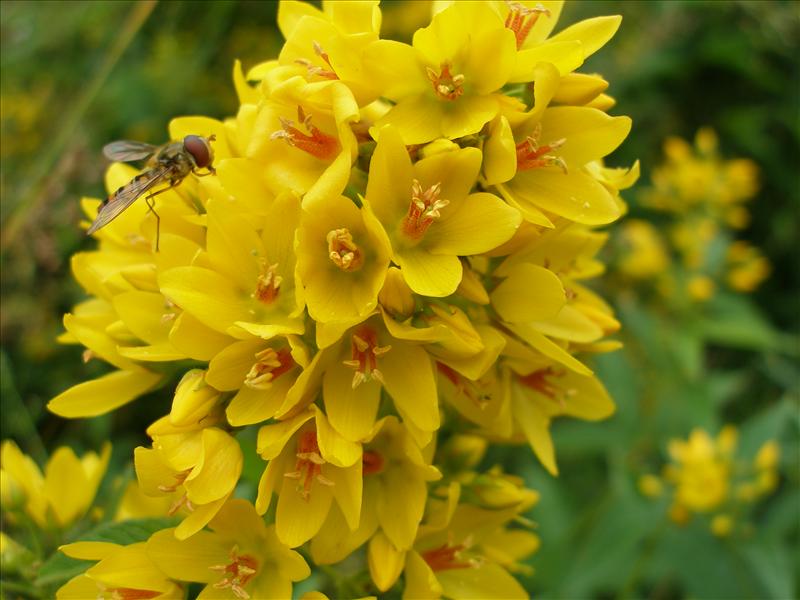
183;134;215;169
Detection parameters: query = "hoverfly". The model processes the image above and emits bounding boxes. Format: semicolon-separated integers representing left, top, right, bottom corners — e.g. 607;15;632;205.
88;134;217;250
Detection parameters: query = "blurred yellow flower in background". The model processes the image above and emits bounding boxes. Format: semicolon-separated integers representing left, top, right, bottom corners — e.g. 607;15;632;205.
1;440;110;530
640;426;780;538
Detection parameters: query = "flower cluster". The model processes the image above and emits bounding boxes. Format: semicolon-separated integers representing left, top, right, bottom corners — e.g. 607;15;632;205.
616;128;769;302
41;1;634;597
639;426;780;538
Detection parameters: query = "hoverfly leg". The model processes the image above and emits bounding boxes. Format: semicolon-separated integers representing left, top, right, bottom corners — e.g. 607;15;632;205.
192;166;216;177
143;185;175;252
145;195;161;252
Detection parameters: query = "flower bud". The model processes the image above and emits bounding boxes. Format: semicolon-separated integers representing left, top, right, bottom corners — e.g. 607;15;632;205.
378;267;415;319
169;370;222;428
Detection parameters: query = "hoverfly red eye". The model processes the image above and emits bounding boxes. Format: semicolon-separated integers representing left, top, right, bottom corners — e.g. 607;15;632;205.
183;135;212;168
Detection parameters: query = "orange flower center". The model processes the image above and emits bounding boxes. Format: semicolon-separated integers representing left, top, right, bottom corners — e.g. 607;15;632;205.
107;588;162;600
437;362;491;409
427;62;465;101
342;326;392;388
254;260;282;305
362;450;385;475
210;546;259;600
518;367;575;408
505;1;550;49
421;541;475;572
516;124;567;172
245;347;295;390
402;179;448;240
296;40;339;80
327;228;363;271
284;430;334;501
271;106;340;160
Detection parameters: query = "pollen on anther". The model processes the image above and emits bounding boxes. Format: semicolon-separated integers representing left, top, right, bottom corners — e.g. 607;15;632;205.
254;260;282;305
427;62;465;101
402;179;449;239
327;228;363;271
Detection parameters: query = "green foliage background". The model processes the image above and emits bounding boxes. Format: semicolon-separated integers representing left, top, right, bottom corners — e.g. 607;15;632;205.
1;1;797;598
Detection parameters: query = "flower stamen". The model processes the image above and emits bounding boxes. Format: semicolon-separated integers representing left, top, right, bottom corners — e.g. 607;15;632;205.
516;124;567;173
402;179;448;240
295;41;338;80
427;62;465;101
342;326;391;388
518;367;567;408
210;546;259;600
271;106;340;160
166;492;194;516
421;540;477;572
245;347;295;390
284;431;333;501
254;260;282;305
157;469;191;493
505;1;551;49
327;228;363;271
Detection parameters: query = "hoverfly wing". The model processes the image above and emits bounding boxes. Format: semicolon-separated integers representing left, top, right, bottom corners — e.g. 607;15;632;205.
103;140;158;162
87;165;172;235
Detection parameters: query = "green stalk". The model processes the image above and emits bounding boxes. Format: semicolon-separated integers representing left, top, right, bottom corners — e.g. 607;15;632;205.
0;0;157;253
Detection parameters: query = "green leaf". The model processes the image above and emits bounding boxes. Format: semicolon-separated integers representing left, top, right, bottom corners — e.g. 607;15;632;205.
739;538;796;599
698;294;781;351
36;517;178;587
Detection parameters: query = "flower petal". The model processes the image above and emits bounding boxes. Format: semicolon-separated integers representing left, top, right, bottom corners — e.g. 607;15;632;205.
548;15;622;60
427;192;520;256
377;464;427;550
159;267;251;335
381;343;440;434
491;263;566;323
511;385;557;475
540;107;631;167
509;168;621;225
48;369;162;418
276;474;334;547
395;248;462;297
368;531;406;592
323;365;382;443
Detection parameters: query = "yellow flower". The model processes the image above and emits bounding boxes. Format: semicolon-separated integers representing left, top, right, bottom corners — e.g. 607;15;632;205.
296;193;391;325
666;428;731;513
207;335;311;427
726;240;770;293
159;192;305;341
368;481;538;598
255;408;363;547
311;416;442;565
1;440;110;529
147;499;309;600
364;126;521;296
134;396;242;539
617;219;670;280
483;99;631;227
509;365;614;475
276;0;383;106
244;79;360;208
365;2;518;144
57;541;183;599
321;314;440;445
